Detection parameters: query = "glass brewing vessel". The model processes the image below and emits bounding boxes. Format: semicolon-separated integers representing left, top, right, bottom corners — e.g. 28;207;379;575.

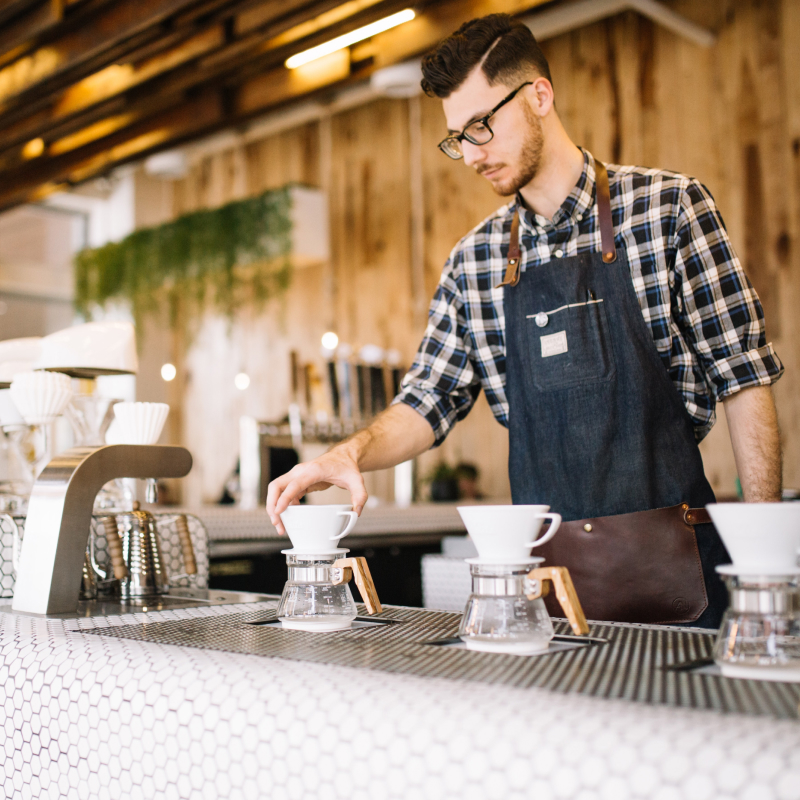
277;554;358;631
714;575;800;681
458;563;554;654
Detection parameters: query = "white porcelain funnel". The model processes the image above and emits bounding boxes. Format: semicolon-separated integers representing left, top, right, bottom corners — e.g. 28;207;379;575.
112;402;169;445
9;371;72;425
707;502;800;575
457;505;561;564
279;504;358;555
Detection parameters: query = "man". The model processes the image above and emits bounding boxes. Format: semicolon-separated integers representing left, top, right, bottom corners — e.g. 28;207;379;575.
268;14;783;628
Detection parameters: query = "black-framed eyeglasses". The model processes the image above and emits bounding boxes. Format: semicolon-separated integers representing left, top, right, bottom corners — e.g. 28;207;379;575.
438;82;532;160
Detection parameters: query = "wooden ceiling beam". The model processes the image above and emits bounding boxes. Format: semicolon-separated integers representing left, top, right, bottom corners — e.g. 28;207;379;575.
0;89;223;210
0;0;553;209
0;0;257;108
0;0;404;157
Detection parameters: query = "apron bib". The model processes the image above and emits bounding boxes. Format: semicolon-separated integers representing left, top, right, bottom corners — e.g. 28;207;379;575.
501;162;729;627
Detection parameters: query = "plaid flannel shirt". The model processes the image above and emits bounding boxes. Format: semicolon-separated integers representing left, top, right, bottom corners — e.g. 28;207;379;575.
395;149;783;444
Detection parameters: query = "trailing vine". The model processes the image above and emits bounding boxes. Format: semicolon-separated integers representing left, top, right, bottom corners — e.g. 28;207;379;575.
74;187;294;333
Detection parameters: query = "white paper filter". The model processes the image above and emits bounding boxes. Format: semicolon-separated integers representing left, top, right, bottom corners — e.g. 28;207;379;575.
112;402;169;445
9;371;73;425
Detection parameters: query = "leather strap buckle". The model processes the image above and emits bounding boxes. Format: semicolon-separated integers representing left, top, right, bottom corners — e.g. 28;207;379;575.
682;504;712;527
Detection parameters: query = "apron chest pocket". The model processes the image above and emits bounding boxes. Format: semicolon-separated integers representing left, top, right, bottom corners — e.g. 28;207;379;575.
525;300;616;390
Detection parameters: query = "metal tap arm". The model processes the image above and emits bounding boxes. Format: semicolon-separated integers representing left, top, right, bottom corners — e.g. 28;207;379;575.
12;445;192;615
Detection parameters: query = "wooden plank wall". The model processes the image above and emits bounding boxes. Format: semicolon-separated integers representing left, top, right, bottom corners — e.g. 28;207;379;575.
158;0;799;505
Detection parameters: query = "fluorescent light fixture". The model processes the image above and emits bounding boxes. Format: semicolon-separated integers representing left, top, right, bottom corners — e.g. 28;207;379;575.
285;9;415;69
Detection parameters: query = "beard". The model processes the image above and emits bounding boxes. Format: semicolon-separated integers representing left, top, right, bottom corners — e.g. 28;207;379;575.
477;104;544;196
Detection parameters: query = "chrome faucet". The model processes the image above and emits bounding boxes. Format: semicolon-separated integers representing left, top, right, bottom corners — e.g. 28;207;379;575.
12;444;192;615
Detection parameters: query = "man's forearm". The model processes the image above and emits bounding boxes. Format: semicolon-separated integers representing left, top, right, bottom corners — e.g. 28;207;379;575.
723;385;782;502
337;403;436;472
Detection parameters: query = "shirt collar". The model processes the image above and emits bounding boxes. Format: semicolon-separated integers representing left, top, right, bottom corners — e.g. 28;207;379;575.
514;147;595;231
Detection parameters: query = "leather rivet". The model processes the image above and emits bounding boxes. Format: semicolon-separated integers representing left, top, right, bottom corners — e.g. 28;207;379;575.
583;523;593;532
535;312;549;328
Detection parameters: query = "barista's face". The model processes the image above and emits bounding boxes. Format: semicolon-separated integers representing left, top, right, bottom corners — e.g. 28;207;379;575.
442;67;546;197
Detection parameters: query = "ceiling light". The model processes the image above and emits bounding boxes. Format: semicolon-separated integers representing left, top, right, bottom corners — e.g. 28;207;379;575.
22;138;45;160
285;9;415;69
235;372;250;390
321;332;339;350
161;363;177;381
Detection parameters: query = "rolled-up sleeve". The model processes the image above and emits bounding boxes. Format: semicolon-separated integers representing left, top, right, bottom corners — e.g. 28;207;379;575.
673;179;784;401
393;257;482;446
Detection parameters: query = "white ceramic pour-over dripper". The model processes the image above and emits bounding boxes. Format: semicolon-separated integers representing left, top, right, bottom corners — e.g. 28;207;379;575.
707;503;800;576
112;402;169;445
279;504;359;555
111;402;170;504
457;505;561;565
9;371;72;426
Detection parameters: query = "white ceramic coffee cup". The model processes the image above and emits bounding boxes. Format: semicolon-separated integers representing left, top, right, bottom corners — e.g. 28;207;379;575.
279;504;359;554
457;505;561;563
707;502;800;574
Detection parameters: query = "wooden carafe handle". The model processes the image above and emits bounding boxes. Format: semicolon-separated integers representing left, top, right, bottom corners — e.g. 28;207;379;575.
526;566;589;635
175;514;197;575
101;516;129;580
332;557;383;614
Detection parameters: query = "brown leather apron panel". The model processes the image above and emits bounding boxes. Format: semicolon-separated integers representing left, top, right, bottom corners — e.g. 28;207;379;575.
535;504;710;624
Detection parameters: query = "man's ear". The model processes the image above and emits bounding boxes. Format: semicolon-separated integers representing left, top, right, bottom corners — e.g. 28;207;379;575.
527;77;555;117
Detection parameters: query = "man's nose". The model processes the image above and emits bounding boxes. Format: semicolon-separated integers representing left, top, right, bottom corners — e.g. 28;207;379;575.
462;140;486;168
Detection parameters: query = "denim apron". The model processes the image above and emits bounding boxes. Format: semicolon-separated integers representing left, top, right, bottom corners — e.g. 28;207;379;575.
501;162;729;628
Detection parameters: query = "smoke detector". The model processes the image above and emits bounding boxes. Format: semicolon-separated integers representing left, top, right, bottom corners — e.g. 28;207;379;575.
144;150;188;179
370;61;423;98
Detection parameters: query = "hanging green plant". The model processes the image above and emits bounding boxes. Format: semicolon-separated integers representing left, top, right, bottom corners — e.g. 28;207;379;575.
74;187;294;332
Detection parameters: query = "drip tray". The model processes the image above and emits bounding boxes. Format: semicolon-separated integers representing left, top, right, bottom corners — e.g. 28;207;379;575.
423;635;599;656
246;616;403;631
665;658;800;683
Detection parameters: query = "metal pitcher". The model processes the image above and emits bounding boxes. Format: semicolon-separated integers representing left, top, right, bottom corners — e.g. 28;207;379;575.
115;505;170;598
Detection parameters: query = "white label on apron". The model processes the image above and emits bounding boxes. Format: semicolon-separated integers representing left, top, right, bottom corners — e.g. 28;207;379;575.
541;330;568;358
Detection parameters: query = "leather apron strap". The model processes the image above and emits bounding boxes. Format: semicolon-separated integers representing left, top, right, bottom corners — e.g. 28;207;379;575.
595;160;617;263
497;160;616;288
498;211;522;287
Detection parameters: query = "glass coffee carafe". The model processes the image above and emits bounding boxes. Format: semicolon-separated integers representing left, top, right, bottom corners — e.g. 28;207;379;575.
714;573;800;681
707;502;800;682
276;504;381;631
277;553;382;631
458;561;588;653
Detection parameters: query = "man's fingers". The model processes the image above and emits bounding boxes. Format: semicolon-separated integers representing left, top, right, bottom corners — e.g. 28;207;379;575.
344;472;369;515
266;472;294;529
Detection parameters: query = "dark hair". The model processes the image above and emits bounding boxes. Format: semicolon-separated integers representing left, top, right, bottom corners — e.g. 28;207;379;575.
421;14;552;98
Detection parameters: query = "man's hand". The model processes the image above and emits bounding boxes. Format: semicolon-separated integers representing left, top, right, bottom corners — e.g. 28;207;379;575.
723;384;782;502
266;403;435;534
266;444;368;534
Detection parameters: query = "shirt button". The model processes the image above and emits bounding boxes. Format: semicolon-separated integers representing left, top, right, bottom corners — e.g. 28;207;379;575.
554;249;563;258
576;213;583;221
